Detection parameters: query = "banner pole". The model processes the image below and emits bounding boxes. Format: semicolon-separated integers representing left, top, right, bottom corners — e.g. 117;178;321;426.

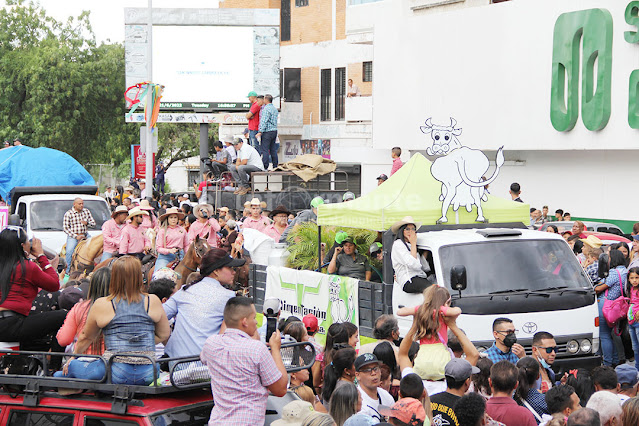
318;226;322;272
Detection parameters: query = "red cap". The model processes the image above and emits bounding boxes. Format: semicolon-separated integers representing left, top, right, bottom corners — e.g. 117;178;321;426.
379;398;426;425
302;314;318;333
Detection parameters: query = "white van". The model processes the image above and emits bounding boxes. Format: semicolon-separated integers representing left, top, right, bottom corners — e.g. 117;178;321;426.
11;186;111;253
388;226;600;370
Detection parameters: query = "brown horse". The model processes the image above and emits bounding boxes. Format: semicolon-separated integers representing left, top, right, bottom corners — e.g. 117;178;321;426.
70;235;104;275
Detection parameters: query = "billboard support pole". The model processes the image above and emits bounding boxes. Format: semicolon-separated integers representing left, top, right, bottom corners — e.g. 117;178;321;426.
200;124;209;182
145;0;154;198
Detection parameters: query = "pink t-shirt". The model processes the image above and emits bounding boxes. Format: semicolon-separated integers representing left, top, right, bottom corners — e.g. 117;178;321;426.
262;224;284;241
119;224;150;254
188;218;221;248
390;157;403;176
415;305;449;345
101;219;125;254
156;226;189;254
242;216;270;233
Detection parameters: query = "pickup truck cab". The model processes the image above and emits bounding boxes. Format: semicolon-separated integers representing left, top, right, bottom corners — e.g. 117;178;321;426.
387;225;600;370
11;186;110;253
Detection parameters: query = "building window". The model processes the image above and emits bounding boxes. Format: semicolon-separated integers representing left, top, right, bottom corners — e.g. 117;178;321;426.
335;68;346;121
363;62;373;82
296;0;309;6
281;0;291;41
320;69;332;122
282;68;302;102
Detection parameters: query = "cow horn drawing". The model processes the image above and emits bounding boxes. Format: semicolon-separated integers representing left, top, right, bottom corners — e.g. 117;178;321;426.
422;117;505;224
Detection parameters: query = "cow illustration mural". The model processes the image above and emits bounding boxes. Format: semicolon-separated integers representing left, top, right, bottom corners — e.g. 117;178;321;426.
420;117;504;224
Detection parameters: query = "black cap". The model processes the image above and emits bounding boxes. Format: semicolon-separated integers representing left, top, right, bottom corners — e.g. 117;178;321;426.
354;353;382;371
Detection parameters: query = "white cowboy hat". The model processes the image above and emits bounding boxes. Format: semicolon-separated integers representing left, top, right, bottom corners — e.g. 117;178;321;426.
138;199;154;210
250;197;261;206
579;234;603;249
127;206;149;221
124;186;134;192
390;216;422;234
111;205;128;219
159;207;185;222
194;204;214;219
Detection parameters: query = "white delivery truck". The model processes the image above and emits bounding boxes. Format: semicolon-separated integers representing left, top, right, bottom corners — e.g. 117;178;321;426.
10;186;111;253
384;224;600;371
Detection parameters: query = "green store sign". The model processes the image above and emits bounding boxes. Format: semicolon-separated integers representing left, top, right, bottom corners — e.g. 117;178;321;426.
550;2;639;131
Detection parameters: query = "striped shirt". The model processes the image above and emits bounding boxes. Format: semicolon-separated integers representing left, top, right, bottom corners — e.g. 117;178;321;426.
201;328;282;425
258;103;278;133
63;208;96;238
483;343;519;364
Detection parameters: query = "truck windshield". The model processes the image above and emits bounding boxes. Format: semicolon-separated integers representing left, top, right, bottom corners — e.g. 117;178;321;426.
439;239;592;295
30;200;111;231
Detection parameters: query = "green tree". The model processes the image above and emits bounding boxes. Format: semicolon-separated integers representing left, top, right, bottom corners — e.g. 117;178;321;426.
156;123;219;170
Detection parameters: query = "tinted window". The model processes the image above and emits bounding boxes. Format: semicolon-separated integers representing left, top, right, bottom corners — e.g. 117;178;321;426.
439;240;592;295
30;200;110;231
9;411;74;426
85;418;138;426
151;403;213;426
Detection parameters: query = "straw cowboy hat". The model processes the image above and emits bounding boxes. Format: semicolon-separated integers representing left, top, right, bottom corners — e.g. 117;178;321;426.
269;205;292;218
138;199;154;210
111;205;128;219
391;216;422;234
194;204;214;219
579;235;603;249
124;186;135;192
250;197;261;206
159;207;185;222
127;206;149;221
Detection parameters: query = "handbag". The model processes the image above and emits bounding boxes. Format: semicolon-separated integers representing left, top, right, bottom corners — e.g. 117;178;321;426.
0;354;43;394
603;269;630;327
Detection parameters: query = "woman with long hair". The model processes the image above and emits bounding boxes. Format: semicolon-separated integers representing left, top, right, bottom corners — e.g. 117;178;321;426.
515;357;549;422
155;208;188;271
329;382;362;426
163;248;245;358
54;268;111;379
0;228;66;352
322;347;357;406
70;256;170;385
390;216;431;293
313;322;359;394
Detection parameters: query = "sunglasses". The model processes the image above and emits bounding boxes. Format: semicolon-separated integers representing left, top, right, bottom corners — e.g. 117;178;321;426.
359;365;380;374
535;346;558;354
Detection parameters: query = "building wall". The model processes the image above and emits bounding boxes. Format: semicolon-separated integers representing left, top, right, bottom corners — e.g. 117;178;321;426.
301;67;320;124
348;62;372;96
284;1;333;45
219;0;279;9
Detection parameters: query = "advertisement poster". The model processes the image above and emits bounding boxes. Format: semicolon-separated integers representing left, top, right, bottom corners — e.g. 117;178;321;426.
281;139;331;163
265;266;358;345
131;145;155;180
0;206;8;230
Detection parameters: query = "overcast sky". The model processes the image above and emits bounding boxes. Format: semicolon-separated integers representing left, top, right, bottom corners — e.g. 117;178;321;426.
2;0;220;44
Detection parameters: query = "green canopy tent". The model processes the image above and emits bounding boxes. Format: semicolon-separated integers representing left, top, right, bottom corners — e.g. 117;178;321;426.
317;153;529;231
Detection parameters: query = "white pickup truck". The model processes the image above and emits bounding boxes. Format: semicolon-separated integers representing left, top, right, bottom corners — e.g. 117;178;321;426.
10;186;111;253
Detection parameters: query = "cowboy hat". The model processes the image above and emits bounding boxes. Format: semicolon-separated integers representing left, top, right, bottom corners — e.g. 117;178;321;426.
138;199;154;210
250;197;261;206
270;205;291;218
127;206;149;220
390;216;422;234
159;207;185;222
243;201;252;208
218;206;229;212
194;204;214;219
124;186;135;192
111;205;128;219
579;234;603;249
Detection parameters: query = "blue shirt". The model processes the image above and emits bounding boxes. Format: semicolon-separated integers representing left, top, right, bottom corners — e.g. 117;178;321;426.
258;103;278;132
163;277;235;358
604;266;627;300
483;342;519;364
585;261;601;286
524;388;549;422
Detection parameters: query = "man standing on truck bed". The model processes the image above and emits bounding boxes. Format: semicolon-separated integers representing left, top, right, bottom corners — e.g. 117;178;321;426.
63;197;95;274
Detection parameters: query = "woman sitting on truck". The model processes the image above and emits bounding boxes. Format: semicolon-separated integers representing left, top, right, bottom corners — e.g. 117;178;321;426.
390;216;432;293
0;228;67;355
68;256;170;385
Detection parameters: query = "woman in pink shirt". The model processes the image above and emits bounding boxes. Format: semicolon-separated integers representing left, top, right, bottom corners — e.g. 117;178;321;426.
156;207;189;270
138;200;158;233
188;204;221;248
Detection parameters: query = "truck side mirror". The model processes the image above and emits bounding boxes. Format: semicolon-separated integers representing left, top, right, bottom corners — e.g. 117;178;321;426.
598;253;609;279
450;265;467;291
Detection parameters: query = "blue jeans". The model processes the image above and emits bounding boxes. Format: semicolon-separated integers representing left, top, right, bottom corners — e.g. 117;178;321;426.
155;250;184;270
260;130;278;169
65;235;81;273
111;362;155;385
101;251;114;263
630;322;639;370
54;358;106;380
249;129;260;150
598;297;619;366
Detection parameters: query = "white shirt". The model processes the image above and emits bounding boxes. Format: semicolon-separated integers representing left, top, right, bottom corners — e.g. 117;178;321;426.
357;386;395;422
237;144;264;170
391;239;428;286
225;144;237;162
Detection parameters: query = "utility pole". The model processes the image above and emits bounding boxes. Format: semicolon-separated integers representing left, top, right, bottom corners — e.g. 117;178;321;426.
145;0;154;198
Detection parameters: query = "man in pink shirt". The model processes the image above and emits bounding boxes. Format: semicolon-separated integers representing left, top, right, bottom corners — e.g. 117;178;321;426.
101;205;128;262
242;198;271;233
262;205;290;241
118;207;151;259
390;146;403;176
188;204;221;248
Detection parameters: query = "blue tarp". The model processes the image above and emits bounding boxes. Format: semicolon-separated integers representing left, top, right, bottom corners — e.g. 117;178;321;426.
0;146;95;202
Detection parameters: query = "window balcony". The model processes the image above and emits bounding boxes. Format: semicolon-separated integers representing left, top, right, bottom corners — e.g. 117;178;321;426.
345;96;372;122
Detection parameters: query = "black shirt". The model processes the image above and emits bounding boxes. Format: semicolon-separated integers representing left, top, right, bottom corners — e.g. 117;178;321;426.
431;391;461;426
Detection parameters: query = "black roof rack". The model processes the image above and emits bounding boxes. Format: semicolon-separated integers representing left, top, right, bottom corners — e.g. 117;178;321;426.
0;342;315;414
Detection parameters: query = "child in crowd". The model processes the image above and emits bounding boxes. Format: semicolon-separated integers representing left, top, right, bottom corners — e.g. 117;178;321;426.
627;267;639;369
397;285;462;381
155;208;188;270
148;278;176;359
390;146;403;176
